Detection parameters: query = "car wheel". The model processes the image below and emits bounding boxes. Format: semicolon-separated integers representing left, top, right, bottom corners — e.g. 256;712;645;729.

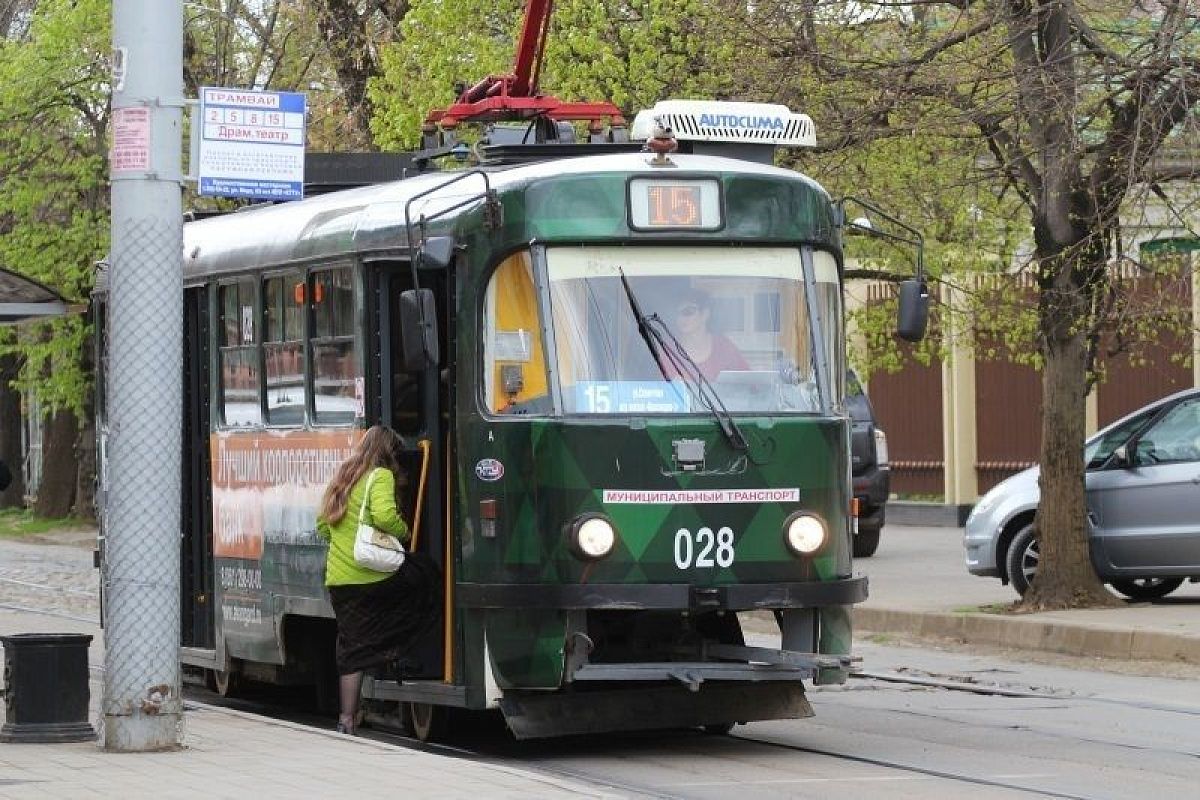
1004;524;1038;597
1109;577;1184;601
853;524;881;558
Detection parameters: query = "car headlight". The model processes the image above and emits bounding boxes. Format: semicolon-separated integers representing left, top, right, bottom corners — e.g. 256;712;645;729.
966;487;1002;525
783;512;827;555
568;514;617;560
874;428;889;468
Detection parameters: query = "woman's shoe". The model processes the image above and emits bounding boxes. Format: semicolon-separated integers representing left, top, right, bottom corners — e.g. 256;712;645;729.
335;721;355;735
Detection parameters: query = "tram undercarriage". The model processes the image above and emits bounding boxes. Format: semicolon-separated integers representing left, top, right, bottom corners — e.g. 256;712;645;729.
349;602;857;739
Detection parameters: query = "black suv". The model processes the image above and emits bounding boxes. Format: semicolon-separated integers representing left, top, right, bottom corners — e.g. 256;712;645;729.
847;370;889;557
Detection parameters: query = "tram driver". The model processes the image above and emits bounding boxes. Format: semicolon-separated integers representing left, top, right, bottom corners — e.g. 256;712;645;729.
657;287;749;382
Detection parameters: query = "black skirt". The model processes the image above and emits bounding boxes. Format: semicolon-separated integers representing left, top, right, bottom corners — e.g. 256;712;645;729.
327;552;440;675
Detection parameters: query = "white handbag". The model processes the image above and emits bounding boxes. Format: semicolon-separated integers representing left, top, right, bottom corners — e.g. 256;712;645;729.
352;468;406;572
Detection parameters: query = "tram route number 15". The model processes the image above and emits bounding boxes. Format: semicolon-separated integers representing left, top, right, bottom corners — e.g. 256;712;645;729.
674;526;735;569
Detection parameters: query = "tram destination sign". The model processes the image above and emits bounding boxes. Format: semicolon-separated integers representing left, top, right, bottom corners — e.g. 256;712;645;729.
198;87;306;201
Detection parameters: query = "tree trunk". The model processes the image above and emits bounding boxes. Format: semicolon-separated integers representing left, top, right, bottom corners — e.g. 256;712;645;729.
74;406;96;520
1023;249;1118;609
73;319;97;520
0;352;25;507
312;0;380;149
33;407;78;518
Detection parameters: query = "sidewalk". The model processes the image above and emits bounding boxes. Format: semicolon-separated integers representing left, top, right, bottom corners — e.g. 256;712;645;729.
0;609;607;800
854;524;1200;666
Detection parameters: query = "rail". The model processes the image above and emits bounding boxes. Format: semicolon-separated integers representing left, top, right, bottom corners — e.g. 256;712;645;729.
409;438;433;551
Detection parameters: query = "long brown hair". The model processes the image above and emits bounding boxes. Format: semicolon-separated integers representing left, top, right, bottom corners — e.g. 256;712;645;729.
320;425;404;524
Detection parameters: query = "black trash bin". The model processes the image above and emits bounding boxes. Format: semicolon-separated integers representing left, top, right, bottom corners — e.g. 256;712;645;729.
1;633;95;743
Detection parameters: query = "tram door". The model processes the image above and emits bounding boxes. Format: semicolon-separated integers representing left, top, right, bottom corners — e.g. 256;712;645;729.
367;261;449;678
181;285;215;649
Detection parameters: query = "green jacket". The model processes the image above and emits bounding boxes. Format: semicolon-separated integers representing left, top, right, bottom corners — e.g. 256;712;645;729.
316;467;410;586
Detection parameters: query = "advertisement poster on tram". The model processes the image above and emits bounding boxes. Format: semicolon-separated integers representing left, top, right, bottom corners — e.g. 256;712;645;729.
210;430;358;632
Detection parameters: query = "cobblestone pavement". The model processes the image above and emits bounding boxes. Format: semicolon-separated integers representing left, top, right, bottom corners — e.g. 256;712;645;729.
0;532;100;621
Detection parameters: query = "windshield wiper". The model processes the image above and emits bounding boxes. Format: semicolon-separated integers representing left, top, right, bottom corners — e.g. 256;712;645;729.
618;271;749;452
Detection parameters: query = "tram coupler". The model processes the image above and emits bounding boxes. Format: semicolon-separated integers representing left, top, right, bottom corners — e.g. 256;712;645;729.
563;632;594;680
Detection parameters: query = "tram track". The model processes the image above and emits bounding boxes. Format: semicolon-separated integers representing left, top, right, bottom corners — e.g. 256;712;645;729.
211;698;1069;800
356;717;1108;800
189;684;1110;800
0;576;95;597
5;599;1197;721
723;732;1101;800
0;601;1187;797
852;667;1200;718
0;601;96;624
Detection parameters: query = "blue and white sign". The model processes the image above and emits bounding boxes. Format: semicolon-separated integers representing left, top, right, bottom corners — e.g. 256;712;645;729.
575;381;691;414
198;87;306;201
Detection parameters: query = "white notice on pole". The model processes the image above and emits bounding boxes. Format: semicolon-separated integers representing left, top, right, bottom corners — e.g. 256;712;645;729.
111;107;151;173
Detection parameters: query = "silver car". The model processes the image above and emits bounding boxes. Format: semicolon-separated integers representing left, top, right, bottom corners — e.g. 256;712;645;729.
964;388;1200;600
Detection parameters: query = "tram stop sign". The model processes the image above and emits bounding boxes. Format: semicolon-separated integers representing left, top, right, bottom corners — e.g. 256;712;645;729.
198;87;306;201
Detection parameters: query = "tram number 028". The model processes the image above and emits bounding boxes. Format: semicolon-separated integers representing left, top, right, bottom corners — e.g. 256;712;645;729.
674;526;735;569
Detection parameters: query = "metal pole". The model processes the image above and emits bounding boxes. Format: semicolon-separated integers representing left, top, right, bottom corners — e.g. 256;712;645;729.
103;0;184;751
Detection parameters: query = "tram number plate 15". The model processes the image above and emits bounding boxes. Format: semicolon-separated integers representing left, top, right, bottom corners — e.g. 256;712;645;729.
674;526;735;569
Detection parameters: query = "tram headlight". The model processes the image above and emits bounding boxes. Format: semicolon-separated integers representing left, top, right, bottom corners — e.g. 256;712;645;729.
783;512;827;556
568;514;617;560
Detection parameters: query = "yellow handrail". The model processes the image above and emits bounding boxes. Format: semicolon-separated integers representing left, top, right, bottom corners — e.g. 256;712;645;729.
409;438;432;551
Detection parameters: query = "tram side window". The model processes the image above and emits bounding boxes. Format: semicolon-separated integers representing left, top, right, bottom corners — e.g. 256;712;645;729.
218;280;261;427
311;267;359;424
263;271;308;425
482;251;550;415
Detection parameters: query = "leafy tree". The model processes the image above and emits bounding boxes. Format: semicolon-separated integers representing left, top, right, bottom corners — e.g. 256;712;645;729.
369;0;734;149
0;0;109;516
307;0;412;148
185;0;376;151
731;1;1199;609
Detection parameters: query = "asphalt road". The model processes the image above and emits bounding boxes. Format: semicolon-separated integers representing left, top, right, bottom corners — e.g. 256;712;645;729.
5;532;1199;799
464;638;1200;799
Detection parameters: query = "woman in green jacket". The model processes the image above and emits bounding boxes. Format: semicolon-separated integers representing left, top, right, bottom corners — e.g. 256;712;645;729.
317;425;436;734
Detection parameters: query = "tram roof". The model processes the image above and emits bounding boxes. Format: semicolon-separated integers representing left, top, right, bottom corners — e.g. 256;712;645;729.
183;152;830;282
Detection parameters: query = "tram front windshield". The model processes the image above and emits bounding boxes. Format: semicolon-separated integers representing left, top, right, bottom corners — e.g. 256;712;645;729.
546;246;840;415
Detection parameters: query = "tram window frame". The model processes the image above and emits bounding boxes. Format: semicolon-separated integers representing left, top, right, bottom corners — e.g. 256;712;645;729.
542;244;832;417
809;249;845;411
216;277;263;428
309;264;361;426
478;249;553;418
262;269;310;427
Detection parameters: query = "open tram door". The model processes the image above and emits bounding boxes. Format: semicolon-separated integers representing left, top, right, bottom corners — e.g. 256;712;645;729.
361;234;458;737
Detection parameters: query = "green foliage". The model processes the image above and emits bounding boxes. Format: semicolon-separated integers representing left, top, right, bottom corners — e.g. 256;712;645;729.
0;0;109;414
544;0;736;117
369;0;521;149
0;507;93;538
369;0;734;149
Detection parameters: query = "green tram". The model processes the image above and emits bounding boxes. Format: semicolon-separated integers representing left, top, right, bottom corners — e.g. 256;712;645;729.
151;100;927;740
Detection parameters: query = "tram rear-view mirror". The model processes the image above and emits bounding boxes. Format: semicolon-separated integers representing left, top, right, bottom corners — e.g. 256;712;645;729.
896;279;929;342
417;236;456;270
399;289;439;371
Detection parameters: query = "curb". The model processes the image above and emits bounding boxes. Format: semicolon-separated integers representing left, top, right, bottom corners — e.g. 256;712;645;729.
887;501;974;527
854;606;1200;667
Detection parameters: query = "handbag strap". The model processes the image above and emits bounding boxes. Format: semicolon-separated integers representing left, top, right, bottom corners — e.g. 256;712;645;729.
357;468;379;524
